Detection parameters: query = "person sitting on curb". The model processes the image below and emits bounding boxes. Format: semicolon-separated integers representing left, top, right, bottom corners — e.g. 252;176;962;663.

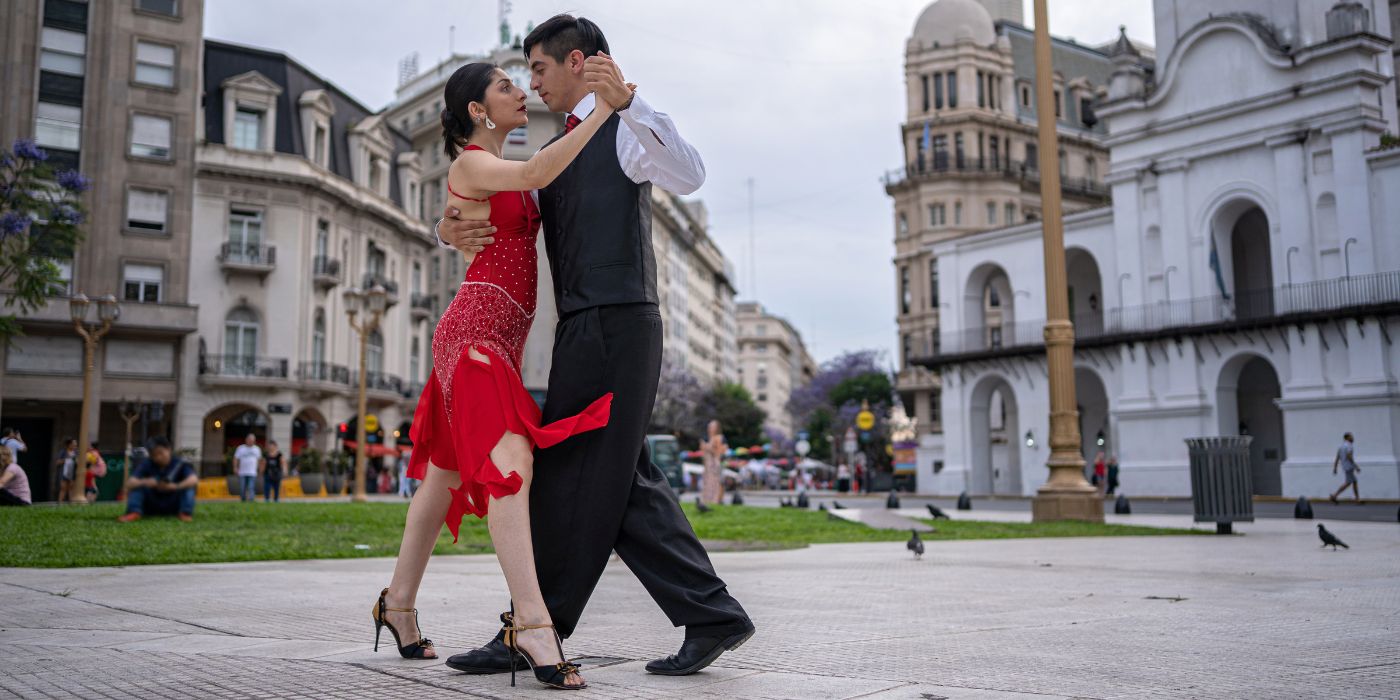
118;436;198;522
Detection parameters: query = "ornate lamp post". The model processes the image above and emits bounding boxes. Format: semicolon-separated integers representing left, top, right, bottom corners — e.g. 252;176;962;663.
343;284;388;503
1029;0;1101;522
117;398;143;501
68;293;119;504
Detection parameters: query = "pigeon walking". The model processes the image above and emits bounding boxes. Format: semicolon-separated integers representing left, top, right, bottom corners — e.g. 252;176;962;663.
796;492;810;509
695;497;712;514
926;504;950;519
886;491;901;509
907;529;925;560
818;502;828;512
1317;524;1348;550
832;500;846;510
731;490;745;506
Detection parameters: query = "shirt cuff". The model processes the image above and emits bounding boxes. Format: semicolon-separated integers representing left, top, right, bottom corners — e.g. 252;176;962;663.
618;93;657;132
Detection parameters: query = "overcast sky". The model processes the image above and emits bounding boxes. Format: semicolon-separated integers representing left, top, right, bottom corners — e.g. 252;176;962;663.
205;0;1154;364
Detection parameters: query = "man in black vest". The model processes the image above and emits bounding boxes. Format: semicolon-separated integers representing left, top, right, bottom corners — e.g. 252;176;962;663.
435;14;753;676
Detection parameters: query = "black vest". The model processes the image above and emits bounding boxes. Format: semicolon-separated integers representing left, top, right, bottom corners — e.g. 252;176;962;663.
540;114;657;315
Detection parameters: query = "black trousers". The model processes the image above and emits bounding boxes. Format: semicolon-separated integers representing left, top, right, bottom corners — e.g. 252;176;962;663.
530;302;750;640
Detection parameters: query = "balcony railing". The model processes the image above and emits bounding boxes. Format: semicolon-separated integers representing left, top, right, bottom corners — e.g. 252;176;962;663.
361;273;399;297
199;354;289;378
410;292;436;319
298;361;350;385
354;371;406;396
312;256;342;288
922;270;1400;365
883;158;1110;201
218;242;277;273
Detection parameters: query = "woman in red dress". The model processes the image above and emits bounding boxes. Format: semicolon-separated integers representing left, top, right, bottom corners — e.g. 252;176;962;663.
370;61;622;690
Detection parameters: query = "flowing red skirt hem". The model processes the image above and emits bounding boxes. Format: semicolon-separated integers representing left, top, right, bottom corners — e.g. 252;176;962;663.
406;346;612;541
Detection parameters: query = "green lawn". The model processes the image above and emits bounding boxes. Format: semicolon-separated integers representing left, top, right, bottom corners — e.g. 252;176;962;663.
0;501;1201;568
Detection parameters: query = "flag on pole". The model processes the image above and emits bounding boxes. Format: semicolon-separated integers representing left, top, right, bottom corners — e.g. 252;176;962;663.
1209;235;1231;300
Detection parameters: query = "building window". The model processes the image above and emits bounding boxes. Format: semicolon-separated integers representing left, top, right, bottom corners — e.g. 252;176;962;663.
232;108;263;150
898;212;909;236
227;208;263;254
134;40;175;87
1059;147;1068;177
40;27;86;77
929;259;939;307
315;219;330;259
224;307;259;368
920;74;929;112
929;203;945;227
954;201;963;226
989;327;1003;348
988;285;1001;308
122;263;162;302
1025;143;1038;170
902;333;912;366
410;335;421;383
756;324;767;336
1085;156;1098;181
55;259;73;294
987;202;997;226
35;102;82;151
313;123;328;166
954;132;965;168
988;136;1000;169
900;266;911;315
976;70;985;108
930;388;942;428
135;0;179;17
1021;85;1030;107
369;155;385;194
946;71;957;108
312;309;326;367
367;330;384;375
125;188;168;233
933;73;944;110
932;134;948;170
1005;202;1016;225
130;114;171;159
1053;89;1062;118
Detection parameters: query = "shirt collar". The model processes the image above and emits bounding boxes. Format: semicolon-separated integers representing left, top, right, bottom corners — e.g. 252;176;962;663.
569;92;596;122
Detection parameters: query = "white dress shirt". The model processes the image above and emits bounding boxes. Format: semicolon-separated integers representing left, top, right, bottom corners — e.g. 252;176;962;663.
434;91;705;249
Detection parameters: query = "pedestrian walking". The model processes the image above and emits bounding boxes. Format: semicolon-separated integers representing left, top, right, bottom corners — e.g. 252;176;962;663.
233;434;263;502
0;427;26;459
83;442;107;503
396;451;413;498
1092;451;1107;495
262;440;284;502
1106;454;1120;495
700;420;727;505
55;438;78;503
1329;432;1361;504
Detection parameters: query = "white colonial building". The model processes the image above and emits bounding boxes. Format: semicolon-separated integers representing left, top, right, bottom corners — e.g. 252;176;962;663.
916;0;1400;499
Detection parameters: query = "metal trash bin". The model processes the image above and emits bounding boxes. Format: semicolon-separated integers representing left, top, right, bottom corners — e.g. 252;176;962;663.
1184;437;1255;534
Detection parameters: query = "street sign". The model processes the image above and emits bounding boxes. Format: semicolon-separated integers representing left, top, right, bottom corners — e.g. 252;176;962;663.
364;414;379;433
856;409;876;431
267;403;292;415
795;439;811;456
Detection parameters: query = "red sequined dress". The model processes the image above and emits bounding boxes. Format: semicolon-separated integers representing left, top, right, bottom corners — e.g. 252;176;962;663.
407;145;613;540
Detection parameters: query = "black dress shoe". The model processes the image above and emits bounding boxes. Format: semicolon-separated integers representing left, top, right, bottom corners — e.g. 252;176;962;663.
445;636;527;674
645;622;755;676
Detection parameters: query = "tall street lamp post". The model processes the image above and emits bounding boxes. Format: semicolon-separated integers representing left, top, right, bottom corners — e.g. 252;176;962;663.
344;285;388;503
1029;0;1102;522
117;398;143;501
68;293;120;504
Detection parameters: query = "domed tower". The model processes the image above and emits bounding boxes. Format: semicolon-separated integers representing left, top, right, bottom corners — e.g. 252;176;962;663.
887;0;1136;463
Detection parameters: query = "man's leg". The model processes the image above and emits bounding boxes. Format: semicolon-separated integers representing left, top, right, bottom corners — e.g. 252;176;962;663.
125;487;148;514
179;487;196;515
0;490;28;506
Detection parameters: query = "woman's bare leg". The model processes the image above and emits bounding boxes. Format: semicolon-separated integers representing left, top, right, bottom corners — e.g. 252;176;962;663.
486;430;583;687
380;460;459;658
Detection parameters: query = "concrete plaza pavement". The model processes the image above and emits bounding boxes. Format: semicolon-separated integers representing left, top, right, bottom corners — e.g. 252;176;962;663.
2;512;1398;699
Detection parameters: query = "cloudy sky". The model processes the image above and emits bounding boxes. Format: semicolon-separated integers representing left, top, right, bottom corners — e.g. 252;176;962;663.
205;0;1154;364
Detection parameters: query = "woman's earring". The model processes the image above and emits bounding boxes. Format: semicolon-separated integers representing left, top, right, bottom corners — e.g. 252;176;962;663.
485;116;497;130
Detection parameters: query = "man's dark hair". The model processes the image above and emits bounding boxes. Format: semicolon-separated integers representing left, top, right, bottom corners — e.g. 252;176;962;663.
148;436;172;451
523;14;609;64
1344;432;1353;441
1;427;13;437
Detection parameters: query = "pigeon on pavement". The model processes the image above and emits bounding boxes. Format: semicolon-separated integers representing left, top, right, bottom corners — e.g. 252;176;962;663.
695;497;712;514
832;501;846;510
907;529;925;560
1317;524;1348;550
926;504;950;519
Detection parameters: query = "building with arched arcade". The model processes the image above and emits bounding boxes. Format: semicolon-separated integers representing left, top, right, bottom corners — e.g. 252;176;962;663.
911;0;1400;499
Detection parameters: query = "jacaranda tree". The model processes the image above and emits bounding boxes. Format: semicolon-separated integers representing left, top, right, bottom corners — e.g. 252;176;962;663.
0;139;88;342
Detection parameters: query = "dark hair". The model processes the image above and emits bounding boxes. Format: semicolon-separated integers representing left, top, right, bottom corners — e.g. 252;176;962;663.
1;427;13;437
523;14;609;64
1344;432;1353;440
441;62;499;159
148;436;172;451
63;436;76;446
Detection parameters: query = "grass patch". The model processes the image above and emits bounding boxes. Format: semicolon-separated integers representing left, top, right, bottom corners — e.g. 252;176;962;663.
0;501;1201;569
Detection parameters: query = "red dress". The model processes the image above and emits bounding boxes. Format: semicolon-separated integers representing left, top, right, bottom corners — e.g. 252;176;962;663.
408;145;613;541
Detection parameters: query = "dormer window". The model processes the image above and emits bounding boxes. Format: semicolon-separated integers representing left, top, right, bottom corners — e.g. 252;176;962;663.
299;89;335;169
348;115;393;198
220;70;281;152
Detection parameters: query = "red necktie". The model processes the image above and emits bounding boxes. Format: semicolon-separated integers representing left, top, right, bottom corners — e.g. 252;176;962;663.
565;114;581;134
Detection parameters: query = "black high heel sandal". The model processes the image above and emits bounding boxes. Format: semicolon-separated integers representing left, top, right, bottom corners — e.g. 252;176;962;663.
501;612;586;690
371;587;436;659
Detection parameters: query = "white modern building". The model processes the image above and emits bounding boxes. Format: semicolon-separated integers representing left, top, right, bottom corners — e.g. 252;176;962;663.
915;0;1400;499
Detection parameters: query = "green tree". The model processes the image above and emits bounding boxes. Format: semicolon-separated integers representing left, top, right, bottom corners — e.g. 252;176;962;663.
829;371;894;410
803;407;835;461
697;382;766;449
0;140;88;343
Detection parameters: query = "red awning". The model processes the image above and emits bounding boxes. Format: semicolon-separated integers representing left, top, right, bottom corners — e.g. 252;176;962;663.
341;441;399;458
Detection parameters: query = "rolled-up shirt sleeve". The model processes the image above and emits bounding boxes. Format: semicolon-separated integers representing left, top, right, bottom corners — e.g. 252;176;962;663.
616;93;705;195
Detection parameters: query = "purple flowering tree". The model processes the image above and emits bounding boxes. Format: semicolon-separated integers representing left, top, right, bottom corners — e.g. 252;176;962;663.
651;353;707;444
1;139;88;342
785;349;895;468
